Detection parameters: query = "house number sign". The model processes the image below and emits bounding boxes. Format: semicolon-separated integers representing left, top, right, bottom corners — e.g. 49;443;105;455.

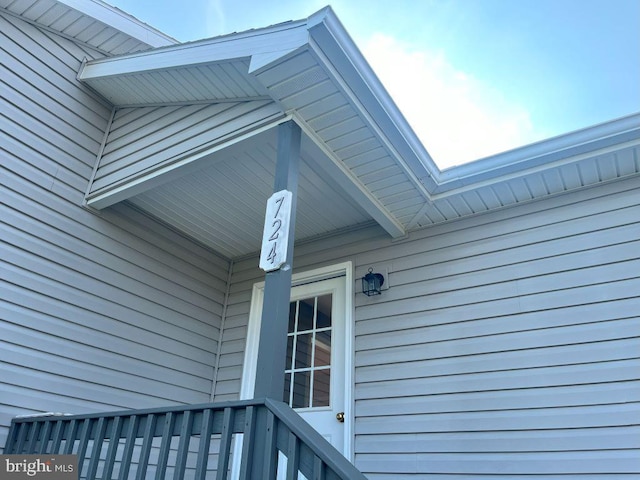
259;190;293;272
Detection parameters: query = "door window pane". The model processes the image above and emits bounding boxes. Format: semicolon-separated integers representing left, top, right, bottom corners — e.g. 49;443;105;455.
316;294;332;328
295;333;313;368
312;369;331;407
286;335;294;367
284;293;333;409
283;372;291;405
292;371;311;408
314;330;331;366
288;302;297;332
297;298;315;331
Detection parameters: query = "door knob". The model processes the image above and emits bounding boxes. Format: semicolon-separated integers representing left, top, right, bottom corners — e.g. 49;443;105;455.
336;412;345;423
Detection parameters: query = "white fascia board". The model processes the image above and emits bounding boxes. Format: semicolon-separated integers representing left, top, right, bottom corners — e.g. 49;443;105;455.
306;9;439;196
435;112;640;192
428;136;640;202
79;20;310;81
57;0;177;47
297;116;406;239
248;46;307;74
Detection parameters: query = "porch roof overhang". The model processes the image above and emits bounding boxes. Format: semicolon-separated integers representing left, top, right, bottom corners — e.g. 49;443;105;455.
72;5;640;259
79;7;437;257
0;0;176;54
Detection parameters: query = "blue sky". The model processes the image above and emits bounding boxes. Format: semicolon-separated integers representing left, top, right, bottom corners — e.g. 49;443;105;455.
107;0;640;169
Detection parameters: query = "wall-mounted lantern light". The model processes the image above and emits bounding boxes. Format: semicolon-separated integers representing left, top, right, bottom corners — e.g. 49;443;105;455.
362;268;385;296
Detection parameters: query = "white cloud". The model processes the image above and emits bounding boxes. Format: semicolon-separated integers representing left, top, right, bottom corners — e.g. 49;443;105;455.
361;33;539;169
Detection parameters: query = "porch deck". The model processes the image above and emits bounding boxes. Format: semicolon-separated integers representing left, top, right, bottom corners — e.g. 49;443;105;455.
4;398;366;480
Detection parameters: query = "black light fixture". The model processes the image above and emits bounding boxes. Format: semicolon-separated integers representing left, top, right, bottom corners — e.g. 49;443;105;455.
362;267;384;296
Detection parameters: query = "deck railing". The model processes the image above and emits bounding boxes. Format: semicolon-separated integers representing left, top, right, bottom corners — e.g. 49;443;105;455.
4;398;367;480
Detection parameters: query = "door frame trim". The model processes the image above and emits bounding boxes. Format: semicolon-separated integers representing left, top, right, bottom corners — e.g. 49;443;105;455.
239;261;355;461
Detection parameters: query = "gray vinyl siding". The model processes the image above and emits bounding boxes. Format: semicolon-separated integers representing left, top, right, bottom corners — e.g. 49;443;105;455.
87;100;284;203
212;261;259;402
217;175;640;478
1;12;228;451
352;176;640;478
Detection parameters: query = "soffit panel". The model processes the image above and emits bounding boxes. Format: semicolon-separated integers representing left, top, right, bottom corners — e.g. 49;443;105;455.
408;143;640;229
127;129;372;259
82;60;269;106
1;0;170;54
254;49;427;233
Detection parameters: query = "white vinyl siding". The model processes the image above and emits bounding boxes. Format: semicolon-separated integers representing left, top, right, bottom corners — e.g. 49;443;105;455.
1;12;227;451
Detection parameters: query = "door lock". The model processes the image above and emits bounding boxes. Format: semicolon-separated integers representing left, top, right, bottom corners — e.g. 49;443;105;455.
336;412;345;423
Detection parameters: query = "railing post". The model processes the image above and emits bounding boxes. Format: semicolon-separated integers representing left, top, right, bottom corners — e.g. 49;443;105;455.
246;406;278;480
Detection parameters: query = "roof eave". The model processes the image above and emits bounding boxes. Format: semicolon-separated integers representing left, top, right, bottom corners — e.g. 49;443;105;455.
78;18;311;82
435;112;640;192
58;0;177;48
75;5;640;244
77;6;441;199
305;8;440;193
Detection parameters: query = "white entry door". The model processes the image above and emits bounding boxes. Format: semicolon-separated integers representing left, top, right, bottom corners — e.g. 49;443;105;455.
283;276;346;452
240;263;353;459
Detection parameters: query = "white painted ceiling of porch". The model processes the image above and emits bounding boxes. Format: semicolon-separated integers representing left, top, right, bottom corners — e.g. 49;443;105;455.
126;128;374;259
